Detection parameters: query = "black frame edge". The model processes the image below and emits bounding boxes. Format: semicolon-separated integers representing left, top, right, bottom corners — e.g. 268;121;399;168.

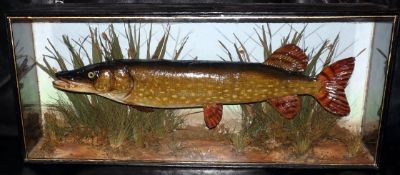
377;10;400;170
4;3;399;169
2;13;27;164
4;3;399;17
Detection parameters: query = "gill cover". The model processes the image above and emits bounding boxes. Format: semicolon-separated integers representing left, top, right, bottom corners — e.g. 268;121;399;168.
94;68;133;93
95;70;113;92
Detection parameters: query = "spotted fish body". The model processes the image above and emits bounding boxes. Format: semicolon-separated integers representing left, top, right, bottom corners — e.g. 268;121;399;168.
124;61;319;108
53;44;355;129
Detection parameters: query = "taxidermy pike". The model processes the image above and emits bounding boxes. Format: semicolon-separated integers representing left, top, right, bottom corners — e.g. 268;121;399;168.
53;44;355;129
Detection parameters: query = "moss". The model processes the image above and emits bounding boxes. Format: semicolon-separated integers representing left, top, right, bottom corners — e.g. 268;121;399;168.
347;134;363;158
43;112;66;142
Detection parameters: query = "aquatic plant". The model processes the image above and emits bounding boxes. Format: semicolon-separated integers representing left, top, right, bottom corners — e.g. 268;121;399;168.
219;24;345;156
229;131;251;153
38;24;188;148
43;112;66;142
346;133;363;158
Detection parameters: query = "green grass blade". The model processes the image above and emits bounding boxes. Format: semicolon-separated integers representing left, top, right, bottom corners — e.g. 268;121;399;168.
72;37;91;65
255;25;272;60
218;40;233;62
324;33;340;67
173;35;189;60
90;27;103;63
281;29;292;46
267;24;273;57
146;24;153;60
217;55;227;61
233;43;244;62
291;25;306;45
126;24;136;59
135;24;141;60
159;26;171;60
152;25;170;60
109;24;124;60
62;35;84;69
254;28;268;61
305;40;328;76
99;33;112;61
37;57;56;79
234;34;250;62
46;39;68;71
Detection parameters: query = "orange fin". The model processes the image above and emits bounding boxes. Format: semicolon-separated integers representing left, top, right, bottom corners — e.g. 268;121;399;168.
132;105;154;112
315;57;355;116
265;44;308;72
203;104;223;129
269;95;301;119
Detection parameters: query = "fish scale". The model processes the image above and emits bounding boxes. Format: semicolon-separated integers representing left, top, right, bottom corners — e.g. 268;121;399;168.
123;63;319;108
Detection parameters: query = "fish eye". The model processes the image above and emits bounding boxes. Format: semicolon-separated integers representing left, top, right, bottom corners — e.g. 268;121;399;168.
88;71;95;79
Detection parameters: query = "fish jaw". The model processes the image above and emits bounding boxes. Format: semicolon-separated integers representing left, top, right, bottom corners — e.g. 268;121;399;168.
53;78;97;94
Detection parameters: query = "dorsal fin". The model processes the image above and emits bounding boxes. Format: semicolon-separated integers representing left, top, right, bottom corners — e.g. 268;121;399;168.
265;44;308;72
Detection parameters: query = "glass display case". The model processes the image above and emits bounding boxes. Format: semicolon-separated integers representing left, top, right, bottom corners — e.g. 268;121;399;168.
6;3;399;168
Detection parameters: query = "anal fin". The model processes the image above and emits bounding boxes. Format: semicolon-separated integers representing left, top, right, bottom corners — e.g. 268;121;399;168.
203;104;223;129
269;95;301;119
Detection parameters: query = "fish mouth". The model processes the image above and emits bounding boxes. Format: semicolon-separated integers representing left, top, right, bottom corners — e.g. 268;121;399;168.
53;78;96;93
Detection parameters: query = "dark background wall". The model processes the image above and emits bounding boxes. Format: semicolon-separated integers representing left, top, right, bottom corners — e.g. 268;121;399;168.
0;1;399;175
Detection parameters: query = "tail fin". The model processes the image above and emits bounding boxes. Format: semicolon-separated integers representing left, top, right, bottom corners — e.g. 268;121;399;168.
315;57;355;116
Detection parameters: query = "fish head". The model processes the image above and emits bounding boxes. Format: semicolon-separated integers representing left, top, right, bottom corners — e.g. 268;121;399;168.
53;64;134;98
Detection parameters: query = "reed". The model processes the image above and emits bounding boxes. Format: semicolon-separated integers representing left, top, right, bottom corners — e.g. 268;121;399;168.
38;24;188;148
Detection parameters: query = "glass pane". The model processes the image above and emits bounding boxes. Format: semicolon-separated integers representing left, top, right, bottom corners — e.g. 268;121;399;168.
10;17;394;166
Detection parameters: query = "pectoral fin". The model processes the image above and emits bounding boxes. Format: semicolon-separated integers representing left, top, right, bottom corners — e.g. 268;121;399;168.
132;105;154;112
269;95;301;119
203;104;223;129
